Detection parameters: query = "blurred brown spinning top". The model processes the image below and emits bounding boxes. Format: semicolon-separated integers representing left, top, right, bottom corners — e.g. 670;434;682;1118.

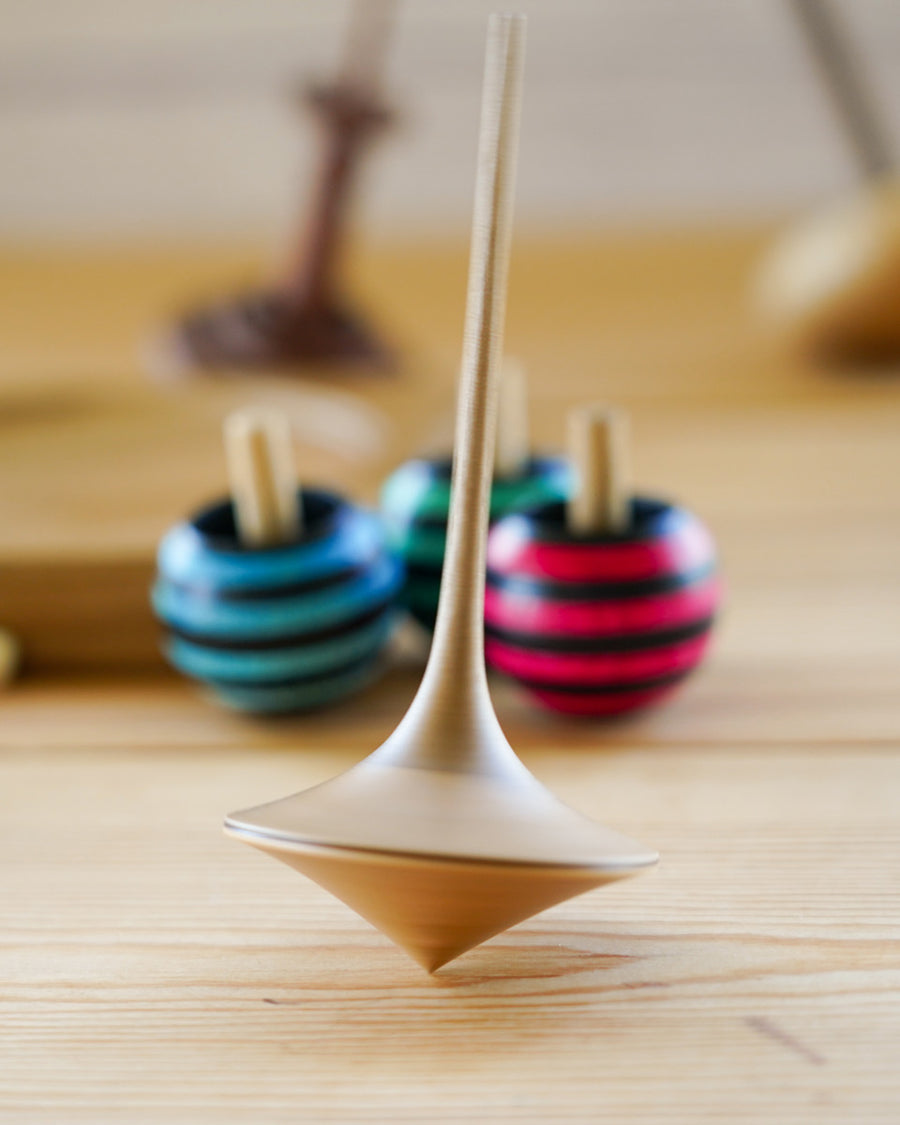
225;14;657;973
757;0;900;364
163;0;396;376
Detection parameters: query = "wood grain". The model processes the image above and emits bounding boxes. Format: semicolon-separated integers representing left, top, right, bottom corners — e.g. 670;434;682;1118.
0;713;897;1122
0;227;899;1120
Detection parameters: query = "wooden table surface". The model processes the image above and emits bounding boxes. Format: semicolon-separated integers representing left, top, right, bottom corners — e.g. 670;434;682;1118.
1;232;899;1122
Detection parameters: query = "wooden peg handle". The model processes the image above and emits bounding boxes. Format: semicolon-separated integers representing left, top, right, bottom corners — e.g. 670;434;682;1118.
224;410;302;547
566;406;630;535
493;356;530;477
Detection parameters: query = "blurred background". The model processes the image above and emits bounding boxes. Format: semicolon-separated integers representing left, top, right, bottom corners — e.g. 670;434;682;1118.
3;0;899;242
1;0;899;688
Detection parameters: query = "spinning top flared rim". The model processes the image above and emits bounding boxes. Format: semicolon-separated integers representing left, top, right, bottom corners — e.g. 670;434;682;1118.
223;819;659;873
223;758;659;873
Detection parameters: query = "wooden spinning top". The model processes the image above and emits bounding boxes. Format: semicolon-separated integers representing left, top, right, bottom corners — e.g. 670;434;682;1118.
225;15;657;972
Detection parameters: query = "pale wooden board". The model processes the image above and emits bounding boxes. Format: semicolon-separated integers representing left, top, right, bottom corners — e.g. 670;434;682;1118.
0;687;898;1123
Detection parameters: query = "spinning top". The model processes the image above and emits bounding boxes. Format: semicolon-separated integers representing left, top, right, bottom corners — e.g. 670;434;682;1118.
485;407;719;716
225;14;657;972
152;409;401;713
159;0;396;376
381;358;569;629
756;0;900;364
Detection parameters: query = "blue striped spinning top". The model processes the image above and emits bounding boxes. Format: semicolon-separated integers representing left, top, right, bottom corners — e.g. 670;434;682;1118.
153;483;402;714
154;411;400;711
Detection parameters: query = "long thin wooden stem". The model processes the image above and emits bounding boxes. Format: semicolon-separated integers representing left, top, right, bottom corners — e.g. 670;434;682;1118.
426;13;525;690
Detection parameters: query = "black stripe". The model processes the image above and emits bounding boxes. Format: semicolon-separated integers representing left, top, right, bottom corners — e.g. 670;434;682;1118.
167;562;369;603
408;607;438;630
513;668;692;696
485;616;715;653
188;487;344;554
164;601;393;651
395;457;564;533
403;514;450;533
500;496;686;545
404;561;444;583
206;653;378;690
486;562;715;601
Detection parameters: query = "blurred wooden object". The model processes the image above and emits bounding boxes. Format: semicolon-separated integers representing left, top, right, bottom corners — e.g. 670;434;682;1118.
788;0;892;182
757;0;900;363
493;357;530;477
566;405;630;534
0;224;899;1118
161;0;395;375
757;178;900;362
224;409;301;546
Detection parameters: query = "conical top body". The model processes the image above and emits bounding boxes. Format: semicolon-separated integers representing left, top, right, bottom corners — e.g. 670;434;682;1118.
226;736;657;969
